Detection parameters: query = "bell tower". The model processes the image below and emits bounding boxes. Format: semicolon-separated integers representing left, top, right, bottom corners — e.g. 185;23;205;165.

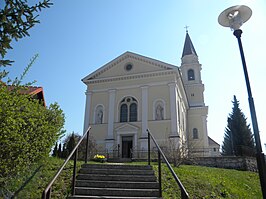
180;31;209;156
180;31;205;106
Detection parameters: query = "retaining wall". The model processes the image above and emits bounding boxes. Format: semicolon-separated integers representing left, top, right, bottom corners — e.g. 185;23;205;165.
185;156;258;172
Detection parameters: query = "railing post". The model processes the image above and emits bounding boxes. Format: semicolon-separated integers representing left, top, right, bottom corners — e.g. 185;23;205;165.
42;188;51;199
42;191;45;199
181;189;189;199
158;151;162;197
85;130;89;163
148;131;150;165
118;144;120;158
106;149;109;159
71;149;78;196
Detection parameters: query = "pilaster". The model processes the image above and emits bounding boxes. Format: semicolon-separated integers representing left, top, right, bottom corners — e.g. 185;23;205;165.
168;83;179;136
107;89;116;139
140;86;149;150
83;90;92;134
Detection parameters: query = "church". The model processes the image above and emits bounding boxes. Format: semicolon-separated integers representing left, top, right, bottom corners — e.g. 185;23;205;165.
82;32;220;158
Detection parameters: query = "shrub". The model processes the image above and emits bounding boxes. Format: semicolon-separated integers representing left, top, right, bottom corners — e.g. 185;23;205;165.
0;85;65;184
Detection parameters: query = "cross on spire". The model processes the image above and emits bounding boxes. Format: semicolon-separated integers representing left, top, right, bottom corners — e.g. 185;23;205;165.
184;25;189;33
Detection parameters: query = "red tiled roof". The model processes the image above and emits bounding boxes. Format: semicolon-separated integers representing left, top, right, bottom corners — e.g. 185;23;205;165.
5;85;46;107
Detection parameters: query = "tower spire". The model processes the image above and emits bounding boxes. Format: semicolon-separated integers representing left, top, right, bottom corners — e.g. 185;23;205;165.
182;31;197;57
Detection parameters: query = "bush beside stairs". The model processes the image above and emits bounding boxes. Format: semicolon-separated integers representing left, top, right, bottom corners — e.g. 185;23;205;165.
68;163;161;199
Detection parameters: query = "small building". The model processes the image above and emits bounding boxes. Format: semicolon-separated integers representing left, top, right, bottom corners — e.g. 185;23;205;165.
208;137;221;157
6;85;46;107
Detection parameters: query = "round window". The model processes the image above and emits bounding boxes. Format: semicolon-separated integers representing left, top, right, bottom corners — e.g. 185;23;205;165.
125;63;133;71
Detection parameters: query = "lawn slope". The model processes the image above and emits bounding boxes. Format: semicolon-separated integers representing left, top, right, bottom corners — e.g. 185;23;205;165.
2;158;262;199
154;164;262;198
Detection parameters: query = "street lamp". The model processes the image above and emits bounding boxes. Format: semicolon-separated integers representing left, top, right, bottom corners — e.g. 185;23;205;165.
218;5;266;198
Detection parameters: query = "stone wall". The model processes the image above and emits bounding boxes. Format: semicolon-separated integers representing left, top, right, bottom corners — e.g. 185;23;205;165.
185;156;258;172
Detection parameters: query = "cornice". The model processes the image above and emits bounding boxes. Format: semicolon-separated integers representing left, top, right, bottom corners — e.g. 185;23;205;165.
188;106;208;112
87;80;175;93
85;70;176;84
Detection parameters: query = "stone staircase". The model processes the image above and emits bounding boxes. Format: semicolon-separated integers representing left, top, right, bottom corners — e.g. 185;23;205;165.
68;163;161;199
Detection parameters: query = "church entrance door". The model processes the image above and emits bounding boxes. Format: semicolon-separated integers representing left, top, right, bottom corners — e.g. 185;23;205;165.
122;136;133;158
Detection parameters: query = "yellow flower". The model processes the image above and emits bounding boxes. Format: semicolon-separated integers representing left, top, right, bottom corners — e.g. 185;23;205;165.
94;154;105;159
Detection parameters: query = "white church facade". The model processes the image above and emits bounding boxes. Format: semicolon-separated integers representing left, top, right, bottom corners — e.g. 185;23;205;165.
82;32;220;158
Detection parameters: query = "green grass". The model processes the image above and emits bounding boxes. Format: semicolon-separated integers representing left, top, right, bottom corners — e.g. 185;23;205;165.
1;157;83;199
2;158;262;199
152;164;262;199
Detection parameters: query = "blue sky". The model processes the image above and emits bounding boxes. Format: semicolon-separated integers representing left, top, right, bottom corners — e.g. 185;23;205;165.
4;0;266;151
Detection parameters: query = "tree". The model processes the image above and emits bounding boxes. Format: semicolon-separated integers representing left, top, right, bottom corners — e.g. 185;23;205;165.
61;143;67;158
52;142;58;157
0;0;52;72
222;95;255;156
0;84;65;182
66;132;76;157
61;132;97;160
58;143;62;158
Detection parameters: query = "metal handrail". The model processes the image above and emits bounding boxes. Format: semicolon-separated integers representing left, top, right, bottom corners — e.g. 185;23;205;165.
42;126;91;199
147;129;189;199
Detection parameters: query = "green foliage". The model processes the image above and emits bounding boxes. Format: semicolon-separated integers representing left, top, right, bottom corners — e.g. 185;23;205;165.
0;85;65;185
10;54;38;86
222;96;255;156
153;164;262;198
52;132;97;160
0;0;52;71
52;142;58;157
65;132;76;157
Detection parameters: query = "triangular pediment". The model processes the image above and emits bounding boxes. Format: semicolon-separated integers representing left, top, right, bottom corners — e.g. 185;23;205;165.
115;123;139;132
82;51;177;82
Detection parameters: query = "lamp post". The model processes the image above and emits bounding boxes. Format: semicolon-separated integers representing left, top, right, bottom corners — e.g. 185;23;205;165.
218;5;266;198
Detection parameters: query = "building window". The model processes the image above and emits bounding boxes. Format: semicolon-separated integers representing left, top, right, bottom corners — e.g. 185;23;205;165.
154;100;165;120
120;97;138;122
129;103;137;122
95;105;104;124
120;104;128;122
188;69;195;81
125;63;133;71
214;148;216;152
193;128;198;139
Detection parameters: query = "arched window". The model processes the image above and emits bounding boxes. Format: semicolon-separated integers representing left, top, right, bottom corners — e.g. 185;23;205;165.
95;105;104;124
120;104;128;122
154;100;165;120
120;97;138;122
129;103;137;122
193;128;198;139
188;69;195;81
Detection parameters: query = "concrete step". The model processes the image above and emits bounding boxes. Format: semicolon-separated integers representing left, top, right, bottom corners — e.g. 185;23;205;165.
70;163;160;198
76;174;157;182
74;187;160;197
76;180;159;189
107;158;132;163
81;164;152;170
79;168;154;175
69;196;161;199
